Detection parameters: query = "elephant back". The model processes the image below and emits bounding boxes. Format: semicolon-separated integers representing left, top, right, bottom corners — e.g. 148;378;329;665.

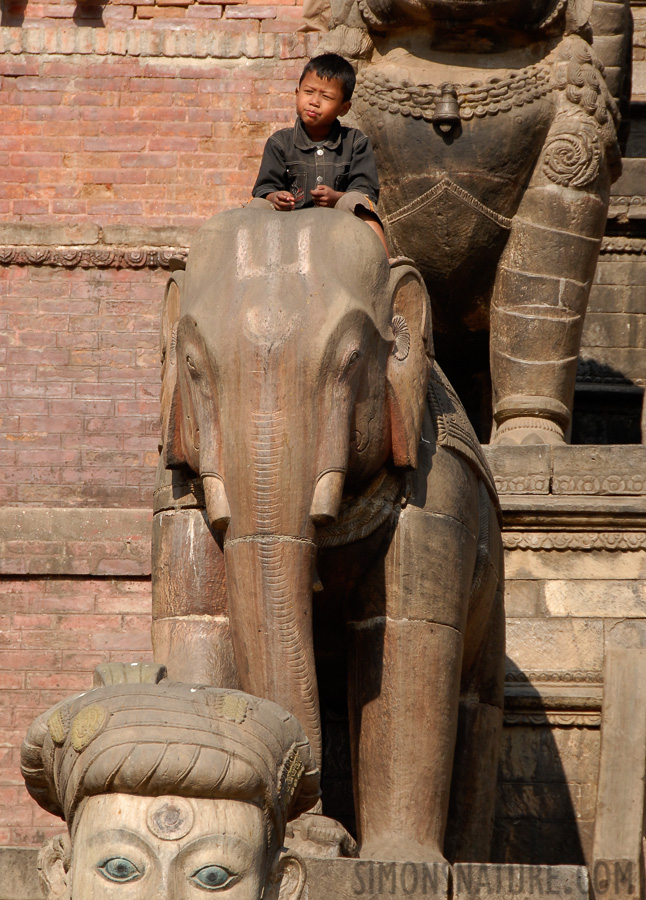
427;363;500;517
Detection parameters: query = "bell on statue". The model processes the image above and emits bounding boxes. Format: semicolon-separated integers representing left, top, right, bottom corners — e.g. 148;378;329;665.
433;83;460;132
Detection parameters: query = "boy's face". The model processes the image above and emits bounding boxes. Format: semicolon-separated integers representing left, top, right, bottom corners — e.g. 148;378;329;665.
295;72;351;140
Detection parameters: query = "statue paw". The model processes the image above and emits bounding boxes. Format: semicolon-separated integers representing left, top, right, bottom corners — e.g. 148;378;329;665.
491;416;566;446
285;813;359;858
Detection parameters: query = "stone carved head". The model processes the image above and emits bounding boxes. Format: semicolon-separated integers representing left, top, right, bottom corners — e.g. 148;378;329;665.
21;667;320;899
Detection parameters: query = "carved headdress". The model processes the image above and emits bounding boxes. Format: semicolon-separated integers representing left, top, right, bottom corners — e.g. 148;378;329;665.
20;664;320;841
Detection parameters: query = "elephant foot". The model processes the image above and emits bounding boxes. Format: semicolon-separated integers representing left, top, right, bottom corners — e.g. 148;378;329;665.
359;837;448;864
491;415;566;446
285;813;359;859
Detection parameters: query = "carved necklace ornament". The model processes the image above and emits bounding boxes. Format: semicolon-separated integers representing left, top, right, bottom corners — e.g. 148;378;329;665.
355;62;554;123
354;35;616;135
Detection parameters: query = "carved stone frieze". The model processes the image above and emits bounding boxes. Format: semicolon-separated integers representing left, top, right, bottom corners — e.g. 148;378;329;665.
494;475;551;494
599;236;646;254
505;670;602;684
553;474;646;494
0;246;188;269
503;711;601;727
503;532;646;551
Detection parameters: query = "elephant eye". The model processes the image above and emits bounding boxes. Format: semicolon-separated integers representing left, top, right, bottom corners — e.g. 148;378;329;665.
190;864;237;891
98;857;142;883
344;349;363;372
186;355;199;375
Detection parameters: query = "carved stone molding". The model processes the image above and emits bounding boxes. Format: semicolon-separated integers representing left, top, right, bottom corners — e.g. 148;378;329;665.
494;475;550;494
503;531;646;551
0;26;316;60
600;235;646;254
553;474;646;494
504;711;601;727
505;670;602;684
0;245;188;269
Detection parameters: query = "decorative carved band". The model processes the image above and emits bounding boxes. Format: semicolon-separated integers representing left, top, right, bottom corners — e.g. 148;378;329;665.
505;670;602;683
494;476;550;494
355;60;553;123
0;27;314;61
0;246;189;269
504;712;601;727
1;237;644;269
553;474;646;494
504;532;646;551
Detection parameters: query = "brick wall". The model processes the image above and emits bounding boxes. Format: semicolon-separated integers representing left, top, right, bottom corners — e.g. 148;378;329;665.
0;263;164;507
0;573;153;846
2;0;304;31
0;16;316;846
0;28;314;224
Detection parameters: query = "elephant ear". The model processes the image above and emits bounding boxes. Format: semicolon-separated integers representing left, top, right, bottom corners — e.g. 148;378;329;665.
160;268;188;468
386;265;433;469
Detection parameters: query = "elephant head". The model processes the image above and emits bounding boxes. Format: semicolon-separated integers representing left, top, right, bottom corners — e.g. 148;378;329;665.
160;207;432;762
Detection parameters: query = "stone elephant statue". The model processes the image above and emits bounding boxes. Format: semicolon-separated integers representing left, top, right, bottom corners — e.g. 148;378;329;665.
315;0;631;443
152;206;504;862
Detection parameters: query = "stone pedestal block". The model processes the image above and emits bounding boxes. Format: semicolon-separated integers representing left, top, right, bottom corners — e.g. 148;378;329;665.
304;858;451;900
453;865;589;900
592;649;646;900
0;848;42;900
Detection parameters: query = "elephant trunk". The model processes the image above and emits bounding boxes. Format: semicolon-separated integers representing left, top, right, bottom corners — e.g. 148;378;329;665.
223;536;322;765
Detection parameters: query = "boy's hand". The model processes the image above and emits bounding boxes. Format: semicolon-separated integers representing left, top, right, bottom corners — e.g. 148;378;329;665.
266;191;295;211
311;185;343;208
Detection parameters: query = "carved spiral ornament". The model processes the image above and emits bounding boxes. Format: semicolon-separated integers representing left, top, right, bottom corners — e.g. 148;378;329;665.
542;127;600;188
391;314;410;360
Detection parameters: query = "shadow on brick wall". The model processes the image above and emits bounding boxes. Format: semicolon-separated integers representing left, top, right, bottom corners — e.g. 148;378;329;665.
0;0;106;24
0;0;27;26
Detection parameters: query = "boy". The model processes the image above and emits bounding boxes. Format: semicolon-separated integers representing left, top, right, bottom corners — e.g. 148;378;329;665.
252;53;388;255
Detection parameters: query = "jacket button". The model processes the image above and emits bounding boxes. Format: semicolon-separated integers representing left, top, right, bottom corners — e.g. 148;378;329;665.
316;176;323;183
316;148;324;156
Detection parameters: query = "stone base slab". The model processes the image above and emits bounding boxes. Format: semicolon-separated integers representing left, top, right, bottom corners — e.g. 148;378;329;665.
0;850;589;900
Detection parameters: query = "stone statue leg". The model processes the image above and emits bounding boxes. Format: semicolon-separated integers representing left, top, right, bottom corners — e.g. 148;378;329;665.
152;465;240;688
347;440;481;862
445;484;505;862
490;116;612;445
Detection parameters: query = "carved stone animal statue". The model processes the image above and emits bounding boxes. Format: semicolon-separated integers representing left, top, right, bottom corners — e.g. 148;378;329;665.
315;0;631;443
152;206;504;863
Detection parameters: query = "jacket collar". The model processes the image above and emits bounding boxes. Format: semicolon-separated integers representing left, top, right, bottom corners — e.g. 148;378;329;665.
293;117;343;151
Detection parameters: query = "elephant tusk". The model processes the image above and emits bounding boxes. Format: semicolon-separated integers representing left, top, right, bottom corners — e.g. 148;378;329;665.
310;470;345;526
202;475;231;531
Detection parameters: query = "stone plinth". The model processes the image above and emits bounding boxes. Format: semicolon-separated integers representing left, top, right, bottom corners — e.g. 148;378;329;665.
305;858;450;899
486;446;646;865
0;852;592;900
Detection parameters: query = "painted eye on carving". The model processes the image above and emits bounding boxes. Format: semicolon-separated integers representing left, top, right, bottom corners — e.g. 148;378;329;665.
190;864;237;891
344;349;363;372
98;857;142;883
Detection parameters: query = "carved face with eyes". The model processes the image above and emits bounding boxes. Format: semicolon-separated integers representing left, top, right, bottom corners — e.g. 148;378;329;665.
42;794;305;900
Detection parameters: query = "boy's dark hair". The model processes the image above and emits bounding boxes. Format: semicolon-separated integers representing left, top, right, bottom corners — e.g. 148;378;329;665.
299;53;356;102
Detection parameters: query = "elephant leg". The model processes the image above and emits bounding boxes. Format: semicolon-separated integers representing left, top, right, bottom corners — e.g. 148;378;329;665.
152;507;240;688
347;445;480;861
446;484;505;861
348;615;463;862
